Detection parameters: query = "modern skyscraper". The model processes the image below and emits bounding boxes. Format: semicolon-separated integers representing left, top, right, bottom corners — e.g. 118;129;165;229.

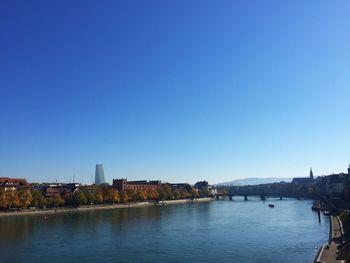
95;164;106;185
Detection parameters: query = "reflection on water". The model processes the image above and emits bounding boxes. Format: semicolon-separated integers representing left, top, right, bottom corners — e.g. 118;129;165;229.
0;199;327;263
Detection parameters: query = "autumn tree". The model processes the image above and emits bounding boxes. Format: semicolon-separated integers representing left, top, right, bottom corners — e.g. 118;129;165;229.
104;188;120;204
159;184;174;200
147;189;159;200
136;190;147;201
126;189;137;201
94;186;103;204
120;190;128;203
18;189;33;208
190;189;199;198
5;190;20;209
0;188;7;209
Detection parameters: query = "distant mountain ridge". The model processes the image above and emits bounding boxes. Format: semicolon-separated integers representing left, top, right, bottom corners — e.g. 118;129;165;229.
216;177;293;186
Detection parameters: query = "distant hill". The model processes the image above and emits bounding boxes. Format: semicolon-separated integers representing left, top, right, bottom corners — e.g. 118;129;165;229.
216;177;293;186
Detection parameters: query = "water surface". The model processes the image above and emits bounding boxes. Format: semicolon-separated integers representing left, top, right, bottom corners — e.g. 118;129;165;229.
0;198;328;263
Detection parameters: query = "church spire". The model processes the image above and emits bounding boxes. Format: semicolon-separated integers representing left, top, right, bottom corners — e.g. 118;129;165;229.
310;168;314;180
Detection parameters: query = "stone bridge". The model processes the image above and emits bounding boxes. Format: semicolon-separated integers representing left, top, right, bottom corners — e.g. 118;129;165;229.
216;186;285;200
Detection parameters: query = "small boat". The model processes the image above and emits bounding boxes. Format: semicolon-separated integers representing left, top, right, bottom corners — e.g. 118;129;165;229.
268;204;275;208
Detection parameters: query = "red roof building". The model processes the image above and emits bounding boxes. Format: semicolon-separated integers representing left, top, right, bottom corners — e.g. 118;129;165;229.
0;177;29;188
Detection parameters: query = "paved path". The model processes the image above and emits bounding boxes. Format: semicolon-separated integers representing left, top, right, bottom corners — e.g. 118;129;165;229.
316;216;345;263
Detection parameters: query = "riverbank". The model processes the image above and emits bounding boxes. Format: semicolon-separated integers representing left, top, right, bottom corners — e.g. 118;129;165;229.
157;197;212;205
0;197;212;217
314;215;345;263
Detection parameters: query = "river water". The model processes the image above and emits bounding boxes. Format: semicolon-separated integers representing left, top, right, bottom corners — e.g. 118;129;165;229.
0;198;328;263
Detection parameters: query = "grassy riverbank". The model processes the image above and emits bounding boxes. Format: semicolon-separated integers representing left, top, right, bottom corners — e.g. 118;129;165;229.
0;198;212;217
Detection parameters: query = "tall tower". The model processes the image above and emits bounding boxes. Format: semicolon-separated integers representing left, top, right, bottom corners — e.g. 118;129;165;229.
348;164;350;175
95;164;106;185
310;168;314;180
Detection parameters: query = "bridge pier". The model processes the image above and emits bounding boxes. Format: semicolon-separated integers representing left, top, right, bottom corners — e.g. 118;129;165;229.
260;195;266;201
280;196;283;200
244;195;248;201
229;195;233;201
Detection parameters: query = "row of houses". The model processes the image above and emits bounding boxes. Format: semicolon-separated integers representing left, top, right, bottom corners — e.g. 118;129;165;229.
292;165;350;198
0;176;217;197
112;178;217;195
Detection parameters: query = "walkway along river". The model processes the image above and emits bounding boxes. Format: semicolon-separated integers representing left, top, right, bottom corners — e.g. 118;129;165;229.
314;215;345;263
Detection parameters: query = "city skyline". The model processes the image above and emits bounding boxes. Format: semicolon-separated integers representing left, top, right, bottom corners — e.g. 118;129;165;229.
1;1;350;184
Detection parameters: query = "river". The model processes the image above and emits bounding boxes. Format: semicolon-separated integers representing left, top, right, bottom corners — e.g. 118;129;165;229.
0;198;328;263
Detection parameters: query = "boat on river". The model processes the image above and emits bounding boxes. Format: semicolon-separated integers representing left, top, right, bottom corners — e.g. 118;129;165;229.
268;204;275;208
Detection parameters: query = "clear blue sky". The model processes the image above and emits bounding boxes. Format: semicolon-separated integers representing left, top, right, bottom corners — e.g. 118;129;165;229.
1;1;349;184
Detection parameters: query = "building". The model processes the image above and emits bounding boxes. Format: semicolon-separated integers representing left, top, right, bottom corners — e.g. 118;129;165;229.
0;177;29;190
194;180;217;195
113;178;161;191
309;165;350;198
326;173;347;196
35;183;80;197
292;168;315;185
95;164;106;185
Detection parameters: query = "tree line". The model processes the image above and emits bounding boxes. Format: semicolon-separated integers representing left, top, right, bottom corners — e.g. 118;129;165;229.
0;184;212;210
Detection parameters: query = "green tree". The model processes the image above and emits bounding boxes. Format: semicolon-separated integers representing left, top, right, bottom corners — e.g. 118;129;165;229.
30;189;47;207
46;197;54;207
81;187;96;205
53;195;65;207
73;190;87;206
63;192;74;206
173;189;181;199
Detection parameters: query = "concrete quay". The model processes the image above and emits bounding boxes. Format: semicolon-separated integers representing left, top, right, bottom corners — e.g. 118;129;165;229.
315;215;345;263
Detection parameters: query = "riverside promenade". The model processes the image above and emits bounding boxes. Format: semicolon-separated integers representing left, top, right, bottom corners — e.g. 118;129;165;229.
0;198;212;217
315;215;345;263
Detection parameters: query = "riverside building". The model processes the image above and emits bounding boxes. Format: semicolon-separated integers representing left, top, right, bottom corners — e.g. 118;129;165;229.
112;179;161;191
0;177;29;190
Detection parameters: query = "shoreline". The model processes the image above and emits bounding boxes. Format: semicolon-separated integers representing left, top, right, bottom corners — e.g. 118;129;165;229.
314;215;345;263
0;197;212;217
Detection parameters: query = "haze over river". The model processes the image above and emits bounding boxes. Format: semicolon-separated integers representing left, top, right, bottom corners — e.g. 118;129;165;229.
0;198;328;263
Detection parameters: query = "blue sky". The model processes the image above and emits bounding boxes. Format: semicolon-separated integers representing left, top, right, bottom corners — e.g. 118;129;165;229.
1;1;350;184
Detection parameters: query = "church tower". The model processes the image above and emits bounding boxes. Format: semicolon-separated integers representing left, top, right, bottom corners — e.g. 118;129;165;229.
310;168;314;180
348;164;350;175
